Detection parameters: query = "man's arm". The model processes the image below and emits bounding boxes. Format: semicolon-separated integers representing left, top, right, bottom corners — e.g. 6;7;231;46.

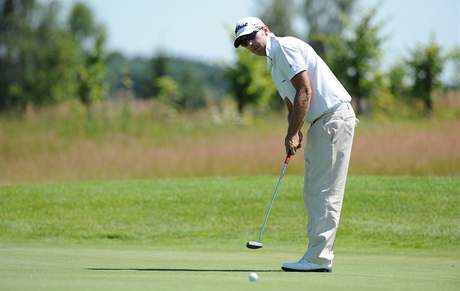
285;70;312;156
285;98;293;122
285;98;304;154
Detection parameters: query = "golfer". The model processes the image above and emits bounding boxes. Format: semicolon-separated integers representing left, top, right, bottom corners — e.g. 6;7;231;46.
234;17;357;272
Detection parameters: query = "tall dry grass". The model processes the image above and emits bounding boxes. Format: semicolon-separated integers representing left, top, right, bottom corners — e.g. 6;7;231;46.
1;96;459;185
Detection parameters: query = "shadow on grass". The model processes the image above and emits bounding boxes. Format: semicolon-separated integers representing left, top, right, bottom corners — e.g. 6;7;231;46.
86;267;282;272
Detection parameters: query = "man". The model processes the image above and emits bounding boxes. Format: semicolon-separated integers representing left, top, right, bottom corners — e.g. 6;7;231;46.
234;17;357;272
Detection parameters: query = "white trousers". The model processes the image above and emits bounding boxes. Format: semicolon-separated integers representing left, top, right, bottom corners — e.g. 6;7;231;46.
303;103;357;266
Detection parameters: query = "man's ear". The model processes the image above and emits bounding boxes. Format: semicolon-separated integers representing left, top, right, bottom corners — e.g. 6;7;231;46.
262;26;270;34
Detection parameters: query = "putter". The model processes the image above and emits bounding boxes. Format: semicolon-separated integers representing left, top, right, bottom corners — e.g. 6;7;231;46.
247;155;291;249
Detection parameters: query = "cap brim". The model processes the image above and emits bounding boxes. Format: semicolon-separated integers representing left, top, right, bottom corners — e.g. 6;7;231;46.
233;29;254;48
234;37;243;48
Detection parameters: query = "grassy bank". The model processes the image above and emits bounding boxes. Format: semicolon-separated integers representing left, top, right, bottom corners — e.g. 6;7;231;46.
1;176;459;251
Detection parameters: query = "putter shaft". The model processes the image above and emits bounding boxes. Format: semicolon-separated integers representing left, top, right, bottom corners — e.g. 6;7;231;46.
257;156;290;242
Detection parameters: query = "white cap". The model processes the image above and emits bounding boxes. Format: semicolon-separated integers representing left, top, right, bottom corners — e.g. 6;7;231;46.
234;17;266;48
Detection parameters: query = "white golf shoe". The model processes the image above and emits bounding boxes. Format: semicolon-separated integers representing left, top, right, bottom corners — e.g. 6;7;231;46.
281;258;332;272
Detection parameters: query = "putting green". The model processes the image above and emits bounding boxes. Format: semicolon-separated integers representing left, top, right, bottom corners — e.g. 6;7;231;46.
1;245;459;291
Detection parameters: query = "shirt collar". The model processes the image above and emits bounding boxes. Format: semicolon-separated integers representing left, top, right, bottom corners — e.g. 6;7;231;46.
265;33;275;68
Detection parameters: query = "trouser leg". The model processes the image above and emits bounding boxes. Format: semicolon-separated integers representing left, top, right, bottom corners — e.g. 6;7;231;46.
303;107;356;266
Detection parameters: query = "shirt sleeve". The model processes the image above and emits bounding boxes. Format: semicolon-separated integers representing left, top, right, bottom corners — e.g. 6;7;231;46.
277;43;307;81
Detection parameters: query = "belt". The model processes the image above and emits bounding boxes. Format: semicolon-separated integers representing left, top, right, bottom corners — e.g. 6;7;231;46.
311;102;352;125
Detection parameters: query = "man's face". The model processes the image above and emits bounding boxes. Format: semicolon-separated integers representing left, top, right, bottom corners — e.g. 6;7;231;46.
240;27;268;56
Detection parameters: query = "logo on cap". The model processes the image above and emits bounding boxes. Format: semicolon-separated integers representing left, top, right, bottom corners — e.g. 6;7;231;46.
235;22;248;34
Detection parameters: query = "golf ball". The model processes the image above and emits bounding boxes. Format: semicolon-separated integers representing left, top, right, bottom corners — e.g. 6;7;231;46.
248;272;258;282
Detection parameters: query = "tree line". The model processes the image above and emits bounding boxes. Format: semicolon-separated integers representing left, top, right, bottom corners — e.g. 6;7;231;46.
0;0;106;111
1;0;459;115
228;0;460;115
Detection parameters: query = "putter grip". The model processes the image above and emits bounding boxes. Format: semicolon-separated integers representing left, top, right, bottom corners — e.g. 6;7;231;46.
284;155;291;164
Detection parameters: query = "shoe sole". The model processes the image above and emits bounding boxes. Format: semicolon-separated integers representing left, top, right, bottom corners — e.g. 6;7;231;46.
281;267;332;272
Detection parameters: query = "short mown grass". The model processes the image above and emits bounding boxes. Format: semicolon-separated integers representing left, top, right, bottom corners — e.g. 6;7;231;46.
1;246;459;291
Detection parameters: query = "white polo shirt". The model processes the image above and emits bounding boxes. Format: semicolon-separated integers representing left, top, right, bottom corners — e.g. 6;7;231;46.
266;34;352;123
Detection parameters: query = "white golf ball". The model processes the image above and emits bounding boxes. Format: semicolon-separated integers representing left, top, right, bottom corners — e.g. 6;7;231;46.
248;272;258;282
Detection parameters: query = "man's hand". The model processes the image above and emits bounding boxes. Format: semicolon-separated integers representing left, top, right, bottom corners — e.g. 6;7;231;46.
297;131;303;148
285;131;303;156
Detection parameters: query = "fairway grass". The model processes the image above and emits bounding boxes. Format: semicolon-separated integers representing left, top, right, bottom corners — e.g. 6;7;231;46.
1;176;459;250
1;245;459;291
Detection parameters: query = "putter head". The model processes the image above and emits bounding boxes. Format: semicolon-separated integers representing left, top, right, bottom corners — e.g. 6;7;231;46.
246;241;263;249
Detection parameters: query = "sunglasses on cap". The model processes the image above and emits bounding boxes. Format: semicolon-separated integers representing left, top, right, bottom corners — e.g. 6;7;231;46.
239;28;262;47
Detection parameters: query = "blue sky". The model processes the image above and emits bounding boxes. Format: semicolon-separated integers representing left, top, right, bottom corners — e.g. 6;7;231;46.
60;0;459;80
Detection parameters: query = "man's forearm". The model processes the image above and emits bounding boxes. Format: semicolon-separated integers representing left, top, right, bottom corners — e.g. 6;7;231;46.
287;89;310;138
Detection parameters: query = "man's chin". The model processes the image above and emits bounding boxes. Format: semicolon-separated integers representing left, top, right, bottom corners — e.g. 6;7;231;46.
252;47;265;56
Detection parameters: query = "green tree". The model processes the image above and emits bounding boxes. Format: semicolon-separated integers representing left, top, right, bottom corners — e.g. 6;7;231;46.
302;0;356;57
257;0;297;36
68;1;107;107
0;0;37;110
0;0;107;111
447;47;460;88
155;76;180;107
68;2;94;41
387;62;409;99
77;33;107;107
144;51;170;98
407;40;445;114
178;67;207;111
31;2;82;106
0;0;83;109
226;48;275;113
121;66;134;92
326;8;384;114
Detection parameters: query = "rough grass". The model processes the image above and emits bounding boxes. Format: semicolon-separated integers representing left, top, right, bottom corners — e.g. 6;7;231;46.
1;176;459;251
351;118;460;175
1;99;460;184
